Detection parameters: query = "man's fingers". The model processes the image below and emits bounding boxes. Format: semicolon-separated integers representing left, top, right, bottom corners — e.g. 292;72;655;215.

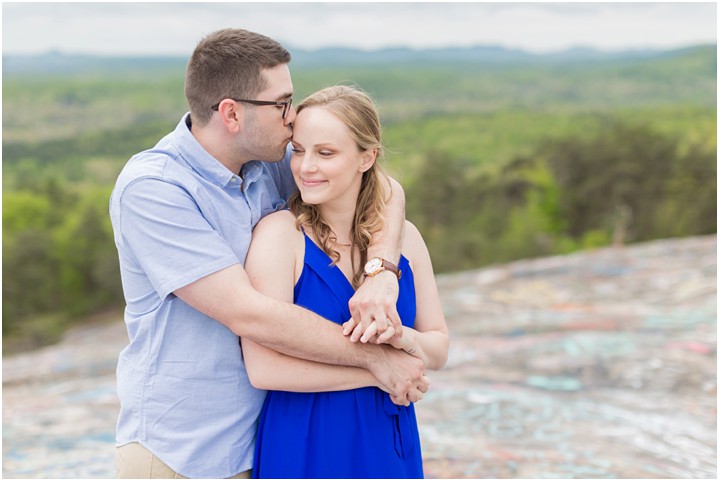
408;377;430;403
407;389;424;403
390;394;410;407
375;324;395;344
417;375;431;393
387;308;401;330
378;315;394;333
350;324;361;342
350;315;394;343
342;318;356;336
360;322;379;343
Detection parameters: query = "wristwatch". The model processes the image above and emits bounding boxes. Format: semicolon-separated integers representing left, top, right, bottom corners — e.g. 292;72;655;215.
363;257;402;280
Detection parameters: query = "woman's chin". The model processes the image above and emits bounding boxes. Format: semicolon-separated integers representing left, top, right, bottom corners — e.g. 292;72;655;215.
299;193;322;205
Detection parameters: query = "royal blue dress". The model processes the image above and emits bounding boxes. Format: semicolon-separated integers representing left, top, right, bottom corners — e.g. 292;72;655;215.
251;233;424;478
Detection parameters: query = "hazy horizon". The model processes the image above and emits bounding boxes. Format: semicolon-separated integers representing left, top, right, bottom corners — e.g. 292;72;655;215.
3;2;716;57
4;40;716;59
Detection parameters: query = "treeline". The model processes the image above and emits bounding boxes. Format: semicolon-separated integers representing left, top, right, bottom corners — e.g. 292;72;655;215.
3;44;715;350
2;181;123;347
4;119;715;347
5;45;716;144
406;120;717;272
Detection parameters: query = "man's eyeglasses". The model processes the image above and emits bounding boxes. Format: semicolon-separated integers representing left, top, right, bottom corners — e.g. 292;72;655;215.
211;97;293;119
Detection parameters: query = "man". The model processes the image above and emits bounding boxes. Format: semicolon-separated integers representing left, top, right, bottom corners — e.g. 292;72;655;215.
109;29;428;479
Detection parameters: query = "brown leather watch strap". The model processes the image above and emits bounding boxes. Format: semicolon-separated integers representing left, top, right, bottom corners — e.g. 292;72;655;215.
364;257;402;280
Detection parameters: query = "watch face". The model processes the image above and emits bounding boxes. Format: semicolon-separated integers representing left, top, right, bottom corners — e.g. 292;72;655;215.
365;258;382;274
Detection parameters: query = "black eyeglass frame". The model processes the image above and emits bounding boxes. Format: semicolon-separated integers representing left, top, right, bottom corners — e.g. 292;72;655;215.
211;97;293;119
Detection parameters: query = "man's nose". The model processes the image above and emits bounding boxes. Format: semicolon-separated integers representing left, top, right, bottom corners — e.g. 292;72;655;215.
284;104;297;126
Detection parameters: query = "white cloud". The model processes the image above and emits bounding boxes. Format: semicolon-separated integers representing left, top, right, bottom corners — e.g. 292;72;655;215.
2;2;716;56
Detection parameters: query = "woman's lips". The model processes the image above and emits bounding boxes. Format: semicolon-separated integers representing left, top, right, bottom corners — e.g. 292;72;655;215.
301;178;326;187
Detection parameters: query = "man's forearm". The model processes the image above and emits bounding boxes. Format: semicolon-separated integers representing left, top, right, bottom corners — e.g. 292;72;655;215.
243;292;383;369
176;264;377;368
175;264;426;402
240;294;428;404
366;175;405;263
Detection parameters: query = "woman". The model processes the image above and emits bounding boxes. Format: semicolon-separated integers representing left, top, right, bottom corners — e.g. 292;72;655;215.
243;85;449;478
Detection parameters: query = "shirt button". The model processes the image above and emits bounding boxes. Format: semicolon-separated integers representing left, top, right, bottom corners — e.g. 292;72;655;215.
231;177;237;182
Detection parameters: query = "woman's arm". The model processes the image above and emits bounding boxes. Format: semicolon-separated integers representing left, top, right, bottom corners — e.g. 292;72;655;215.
242;338;383;392
344;220;449;370
242;210;384;393
394;221;449;370
347;175;406;342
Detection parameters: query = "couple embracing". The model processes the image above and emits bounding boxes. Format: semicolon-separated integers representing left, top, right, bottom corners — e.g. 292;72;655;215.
110;28;448;479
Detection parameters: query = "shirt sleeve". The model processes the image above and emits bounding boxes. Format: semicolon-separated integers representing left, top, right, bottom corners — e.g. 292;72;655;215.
118;177;240;300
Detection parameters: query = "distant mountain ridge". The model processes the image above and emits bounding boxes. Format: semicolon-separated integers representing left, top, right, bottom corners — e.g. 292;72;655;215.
3;43;715;75
289;44;713;66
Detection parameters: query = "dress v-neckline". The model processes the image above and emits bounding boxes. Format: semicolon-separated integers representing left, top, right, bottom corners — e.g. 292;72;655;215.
302;232;357;294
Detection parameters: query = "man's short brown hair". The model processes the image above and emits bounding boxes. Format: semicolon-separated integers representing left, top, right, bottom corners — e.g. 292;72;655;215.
185;28;291;126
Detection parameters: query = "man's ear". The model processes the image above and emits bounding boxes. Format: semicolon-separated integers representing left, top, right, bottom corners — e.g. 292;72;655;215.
216;100;245;133
359;148;377;173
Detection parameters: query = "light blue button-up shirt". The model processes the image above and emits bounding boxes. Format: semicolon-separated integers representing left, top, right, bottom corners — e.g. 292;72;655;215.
109;113;297;478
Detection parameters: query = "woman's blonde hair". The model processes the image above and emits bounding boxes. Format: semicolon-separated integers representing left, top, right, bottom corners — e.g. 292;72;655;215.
288;85;390;288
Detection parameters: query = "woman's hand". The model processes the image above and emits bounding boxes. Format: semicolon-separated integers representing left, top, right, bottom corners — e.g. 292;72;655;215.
347;271;401;342
342;317;405;349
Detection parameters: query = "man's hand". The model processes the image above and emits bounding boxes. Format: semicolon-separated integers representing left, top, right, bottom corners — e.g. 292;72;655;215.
367;345;429;406
347;270;402;343
342;317;405;349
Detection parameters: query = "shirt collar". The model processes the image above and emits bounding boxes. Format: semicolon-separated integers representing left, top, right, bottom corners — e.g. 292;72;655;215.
173;112;246;189
240;160;264;186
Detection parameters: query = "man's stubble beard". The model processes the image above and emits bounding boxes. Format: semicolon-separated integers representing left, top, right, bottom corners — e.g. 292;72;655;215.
243;110;288;163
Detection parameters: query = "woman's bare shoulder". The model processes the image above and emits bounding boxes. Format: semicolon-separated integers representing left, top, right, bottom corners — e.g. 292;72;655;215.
250;210;303;252
254;209;299;235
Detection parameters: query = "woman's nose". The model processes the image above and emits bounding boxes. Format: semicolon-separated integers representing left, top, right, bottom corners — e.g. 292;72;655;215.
299;153;318;173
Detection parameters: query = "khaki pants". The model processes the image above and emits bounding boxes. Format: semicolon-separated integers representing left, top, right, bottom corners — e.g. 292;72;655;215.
116;442;251;479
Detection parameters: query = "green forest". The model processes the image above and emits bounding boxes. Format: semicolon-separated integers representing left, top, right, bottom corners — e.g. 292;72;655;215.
3;45;716;351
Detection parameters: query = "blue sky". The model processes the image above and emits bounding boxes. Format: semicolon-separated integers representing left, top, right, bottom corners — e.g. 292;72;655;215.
2;2;716;56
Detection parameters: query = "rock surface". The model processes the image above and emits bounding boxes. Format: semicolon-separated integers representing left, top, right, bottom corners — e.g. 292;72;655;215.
3;235;716;479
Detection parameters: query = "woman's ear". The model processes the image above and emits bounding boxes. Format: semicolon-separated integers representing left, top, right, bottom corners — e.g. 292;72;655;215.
358;148;377;173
